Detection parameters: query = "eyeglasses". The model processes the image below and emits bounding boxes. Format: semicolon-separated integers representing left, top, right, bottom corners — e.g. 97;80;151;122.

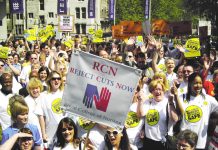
20;137;33;141
31;58;37;60
183;70;193;73
62;127;74;132
51;77;61;81
107;130;119;136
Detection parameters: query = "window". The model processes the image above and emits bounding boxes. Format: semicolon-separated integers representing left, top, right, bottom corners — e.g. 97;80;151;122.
15;25;24;35
29;13;34;18
78;0;84;1
76;7;80;19
81;24;86;34
16;13;23;20
6;14;11;19
40;0;44;10
0;20;2;26
82;7;86;19
39;15;45;24
49;12;54;18
75;24;80;34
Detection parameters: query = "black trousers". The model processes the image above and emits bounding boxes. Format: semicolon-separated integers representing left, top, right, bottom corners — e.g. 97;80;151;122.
143;137;166;150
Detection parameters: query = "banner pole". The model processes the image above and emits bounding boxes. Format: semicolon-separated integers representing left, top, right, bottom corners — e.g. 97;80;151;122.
114;0;116;25
83;129;91;150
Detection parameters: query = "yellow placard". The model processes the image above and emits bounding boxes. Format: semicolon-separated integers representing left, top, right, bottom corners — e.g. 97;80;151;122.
0;47;9;59
95;29;103;38
92;37;103;43
88;28;95;35
185;38;201;58
64;40;74;48
78;117;95;130
82;37;88;45
125;111;140;128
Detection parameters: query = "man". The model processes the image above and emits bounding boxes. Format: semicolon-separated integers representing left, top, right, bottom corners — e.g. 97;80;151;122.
0;72;14;130
177;64;194;96
40;43;51;67
19;52;38;86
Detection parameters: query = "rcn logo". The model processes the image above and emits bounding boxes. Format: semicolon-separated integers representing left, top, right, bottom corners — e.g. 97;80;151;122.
83;84;111;112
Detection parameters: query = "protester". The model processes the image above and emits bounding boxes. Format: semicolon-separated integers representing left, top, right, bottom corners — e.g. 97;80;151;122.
137;80;179;150
52;117;81;150
176;129;198;150
173;72;218;149
0;127;35;150
35;71;66;146
0;94;42;148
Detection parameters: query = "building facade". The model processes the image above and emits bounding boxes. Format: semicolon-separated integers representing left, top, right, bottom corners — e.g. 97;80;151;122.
3;0;110;39
0;0;7;41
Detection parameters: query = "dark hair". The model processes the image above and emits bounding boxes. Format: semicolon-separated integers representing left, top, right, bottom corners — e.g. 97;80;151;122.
55;117;79;148
177;129;198;148
40;43;47;50
186;72;205;101
12;53;20;60
104;128;131;150
38;66;50;80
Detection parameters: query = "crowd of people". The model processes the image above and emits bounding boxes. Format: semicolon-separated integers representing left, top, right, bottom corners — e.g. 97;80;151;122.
0;33;217;150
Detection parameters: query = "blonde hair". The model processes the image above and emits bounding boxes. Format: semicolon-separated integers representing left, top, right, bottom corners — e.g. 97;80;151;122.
9;95;29;122
27;78;43;94
152;72;169;90
149;80;167;93
47;71;64;92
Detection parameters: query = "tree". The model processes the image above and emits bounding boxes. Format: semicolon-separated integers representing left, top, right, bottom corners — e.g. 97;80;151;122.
116;0;145;23
183;0;218;35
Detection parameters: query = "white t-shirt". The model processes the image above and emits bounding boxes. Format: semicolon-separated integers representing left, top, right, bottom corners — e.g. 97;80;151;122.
179;94;218;149
25;95;43;137
53;143;80;150
166;72;177;88
34;90;66;143
142;97;168;142
0;92;13;130
19;64;31;84
126;103;144;148
178;81;188;96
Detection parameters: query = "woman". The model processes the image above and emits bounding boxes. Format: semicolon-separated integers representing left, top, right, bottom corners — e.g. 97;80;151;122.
52;117;80;150
137;80;178;150
174;72;218;150
99;127;135;150
176;129;198;150
38;66;50;87
0;128;34;150
25;77;44;136
35;71;66;146
0;95;42;149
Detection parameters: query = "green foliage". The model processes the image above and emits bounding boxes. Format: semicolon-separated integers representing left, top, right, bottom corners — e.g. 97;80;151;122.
116;0;145;23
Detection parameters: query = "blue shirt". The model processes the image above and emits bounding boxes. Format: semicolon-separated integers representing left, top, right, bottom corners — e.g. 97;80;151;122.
0;123;42;146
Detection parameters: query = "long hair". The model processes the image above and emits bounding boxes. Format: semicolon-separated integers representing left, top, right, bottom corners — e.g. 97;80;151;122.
55;117;79;148
104;128;131;150
186;72;205;101
46;71;64;92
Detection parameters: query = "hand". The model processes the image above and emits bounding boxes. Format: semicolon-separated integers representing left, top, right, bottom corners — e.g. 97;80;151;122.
93;87;111;112
170;82;178;96
175;44;185;53
17;132;33;138
83;84;98;108
42;133;48;142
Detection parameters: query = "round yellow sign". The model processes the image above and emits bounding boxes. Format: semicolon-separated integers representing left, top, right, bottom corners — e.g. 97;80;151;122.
146;109;159;126
51;98;63;114
125;111;140;128
185;105;202;123
78;117;95;130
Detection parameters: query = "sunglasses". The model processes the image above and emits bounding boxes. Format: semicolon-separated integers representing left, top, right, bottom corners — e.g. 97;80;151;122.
62;127;74;132
20;137;33;141
128;55;133;58
51;77;61;81
0;64;4;67
107;130;119;136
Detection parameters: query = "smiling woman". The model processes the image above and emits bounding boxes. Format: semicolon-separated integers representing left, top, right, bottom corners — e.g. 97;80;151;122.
52;117;80;150
0;95;42;149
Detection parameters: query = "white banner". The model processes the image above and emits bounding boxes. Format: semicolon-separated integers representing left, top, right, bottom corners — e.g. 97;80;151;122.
58;15;74;32
62;51;141;129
